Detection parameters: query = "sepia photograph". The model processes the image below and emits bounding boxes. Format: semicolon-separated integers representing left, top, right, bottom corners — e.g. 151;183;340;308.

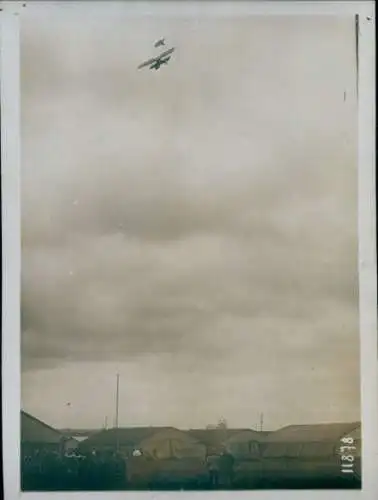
1;0;376;497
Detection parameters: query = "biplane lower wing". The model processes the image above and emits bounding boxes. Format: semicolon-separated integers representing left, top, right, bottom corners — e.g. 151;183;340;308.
138;57;158;69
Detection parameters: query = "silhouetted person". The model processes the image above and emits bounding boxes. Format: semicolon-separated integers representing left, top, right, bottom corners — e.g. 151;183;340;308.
218;450;235;488
206;453;220;488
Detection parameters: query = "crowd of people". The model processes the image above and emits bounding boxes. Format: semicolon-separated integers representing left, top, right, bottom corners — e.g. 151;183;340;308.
21;447;236;491
21;449;126;491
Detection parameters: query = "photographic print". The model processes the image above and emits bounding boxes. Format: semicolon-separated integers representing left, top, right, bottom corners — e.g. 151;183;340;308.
1;0;375;496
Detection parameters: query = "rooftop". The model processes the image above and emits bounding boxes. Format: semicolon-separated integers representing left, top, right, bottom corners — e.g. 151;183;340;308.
265;422;361;443
79;426;178;447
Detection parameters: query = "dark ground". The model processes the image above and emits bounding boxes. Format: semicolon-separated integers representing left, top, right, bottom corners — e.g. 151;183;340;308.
21;453;361;491
21;471;362;491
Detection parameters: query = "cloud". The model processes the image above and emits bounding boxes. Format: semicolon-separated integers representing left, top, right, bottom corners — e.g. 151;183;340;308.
20;11;359;427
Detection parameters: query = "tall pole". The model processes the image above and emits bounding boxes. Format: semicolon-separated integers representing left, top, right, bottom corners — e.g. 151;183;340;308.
260;413;264;432
115;374;120;452
115;374;120;429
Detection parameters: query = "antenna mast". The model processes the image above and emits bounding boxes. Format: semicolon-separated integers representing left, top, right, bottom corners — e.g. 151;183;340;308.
115;374;120;451
115;374;120;429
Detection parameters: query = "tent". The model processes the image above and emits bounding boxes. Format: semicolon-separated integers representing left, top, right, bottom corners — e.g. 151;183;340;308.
224;430;269;459
262;422;361;459
21;410;77;456
79;426;206;460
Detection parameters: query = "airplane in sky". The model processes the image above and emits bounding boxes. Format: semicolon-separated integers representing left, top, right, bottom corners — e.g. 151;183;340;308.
154;38;165;48
138;47;175;71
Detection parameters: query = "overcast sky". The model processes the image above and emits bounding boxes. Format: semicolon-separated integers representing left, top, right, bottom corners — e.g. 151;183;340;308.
20;3;359;431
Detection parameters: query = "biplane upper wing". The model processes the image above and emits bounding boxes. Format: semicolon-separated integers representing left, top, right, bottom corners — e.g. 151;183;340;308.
158;47;175;59
138;47;175;69
138;56;158;69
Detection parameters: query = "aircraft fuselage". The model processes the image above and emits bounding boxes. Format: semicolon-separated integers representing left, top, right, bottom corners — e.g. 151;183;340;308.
150;56;171;70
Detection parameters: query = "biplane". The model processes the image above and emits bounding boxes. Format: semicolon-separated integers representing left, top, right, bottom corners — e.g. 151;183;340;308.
154;38;165;48
138;47;175;71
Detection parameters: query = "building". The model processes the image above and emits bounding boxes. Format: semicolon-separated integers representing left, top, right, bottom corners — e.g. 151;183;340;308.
21;410;78;457
59;428;102;443
224;429;271;459
64;437;80;453
262;421;361;458
259;421;362;484
187;428;265;455
79;426;206;460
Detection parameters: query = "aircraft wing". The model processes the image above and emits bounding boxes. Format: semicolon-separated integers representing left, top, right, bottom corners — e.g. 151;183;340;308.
156;47;175;60
138;48;175;69
138;56;158;69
